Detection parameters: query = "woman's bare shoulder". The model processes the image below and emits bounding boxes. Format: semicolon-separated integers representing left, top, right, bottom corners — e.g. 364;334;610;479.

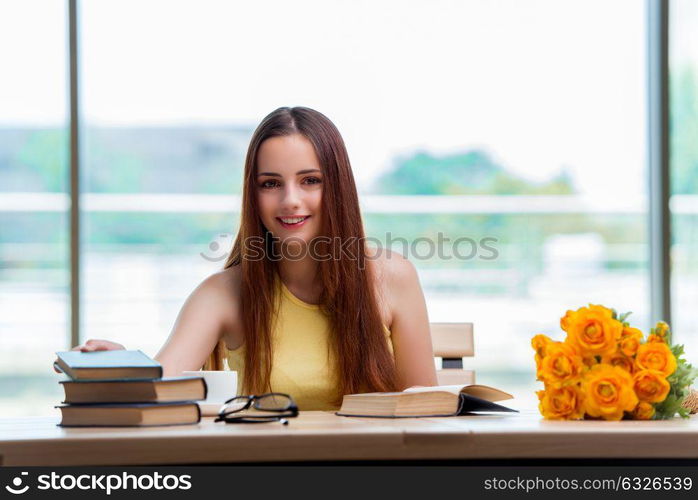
365;246;415;284
207;265;241;291
365;246;417;327
192;266;243;348
193;266;241;319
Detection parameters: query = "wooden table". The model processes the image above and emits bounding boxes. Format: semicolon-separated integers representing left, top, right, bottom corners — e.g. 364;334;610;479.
1;411;698;466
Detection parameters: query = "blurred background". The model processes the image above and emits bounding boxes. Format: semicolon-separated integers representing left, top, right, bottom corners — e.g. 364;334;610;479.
1;0;696;416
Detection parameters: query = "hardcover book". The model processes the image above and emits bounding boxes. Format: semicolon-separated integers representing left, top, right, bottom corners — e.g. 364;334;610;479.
55;402;201;427
60;376;207;404
54;350;163;381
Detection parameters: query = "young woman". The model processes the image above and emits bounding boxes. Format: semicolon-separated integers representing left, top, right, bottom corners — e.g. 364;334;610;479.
63;107;437;410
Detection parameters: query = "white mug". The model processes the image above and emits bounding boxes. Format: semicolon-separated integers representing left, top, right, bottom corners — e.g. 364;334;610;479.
182;370;238;404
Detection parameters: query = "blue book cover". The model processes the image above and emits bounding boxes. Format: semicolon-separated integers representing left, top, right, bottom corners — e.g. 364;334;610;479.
54;350;163;380
56;350;159;368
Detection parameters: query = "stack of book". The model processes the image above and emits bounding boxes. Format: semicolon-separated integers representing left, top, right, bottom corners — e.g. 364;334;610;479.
53;350;207;427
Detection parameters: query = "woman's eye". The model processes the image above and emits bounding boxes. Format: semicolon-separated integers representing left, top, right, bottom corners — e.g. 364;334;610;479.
303;176;321;185
260;180;280;189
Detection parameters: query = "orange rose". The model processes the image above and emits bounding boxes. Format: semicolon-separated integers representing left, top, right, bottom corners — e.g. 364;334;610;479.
633;369;670;403
635;342;677;377
537;385;585;420
582;364;638;421
531;334;553;357
621;326;643;338
602;352;634;374
647;334;664;343
564;304;623;357
560;310;576;333
632;401;655;420
531;334;554;379
538;342;584;387
654;321;670;339
619;327;643;357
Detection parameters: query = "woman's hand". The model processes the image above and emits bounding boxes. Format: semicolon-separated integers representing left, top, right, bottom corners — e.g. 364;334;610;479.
53;339;125;373
72;339;126;352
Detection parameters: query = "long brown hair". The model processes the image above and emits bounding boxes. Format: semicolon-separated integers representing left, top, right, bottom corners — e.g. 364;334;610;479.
204;107;397;399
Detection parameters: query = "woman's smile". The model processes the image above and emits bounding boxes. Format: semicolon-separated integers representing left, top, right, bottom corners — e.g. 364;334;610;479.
276;215;311;229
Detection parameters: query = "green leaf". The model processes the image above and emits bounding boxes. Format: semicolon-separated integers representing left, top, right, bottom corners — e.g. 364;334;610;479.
618;311;632;323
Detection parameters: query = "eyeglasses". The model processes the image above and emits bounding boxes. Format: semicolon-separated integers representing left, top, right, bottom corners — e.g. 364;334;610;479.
215;393;298;425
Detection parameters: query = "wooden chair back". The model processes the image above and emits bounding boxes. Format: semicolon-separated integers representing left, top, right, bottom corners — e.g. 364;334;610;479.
430;322;475;386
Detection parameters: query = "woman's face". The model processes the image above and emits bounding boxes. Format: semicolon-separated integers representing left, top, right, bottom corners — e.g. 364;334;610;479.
256;134;324;247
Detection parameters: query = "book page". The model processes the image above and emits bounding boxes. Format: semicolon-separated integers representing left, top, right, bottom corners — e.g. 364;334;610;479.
460;385;513;401
403;385;464;395
404;384;513;401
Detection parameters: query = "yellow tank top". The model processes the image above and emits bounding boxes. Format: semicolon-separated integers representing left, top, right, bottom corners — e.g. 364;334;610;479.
226;277;393;411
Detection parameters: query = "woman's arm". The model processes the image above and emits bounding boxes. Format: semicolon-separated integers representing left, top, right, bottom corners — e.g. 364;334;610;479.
154;271;237;376
384;252;438;390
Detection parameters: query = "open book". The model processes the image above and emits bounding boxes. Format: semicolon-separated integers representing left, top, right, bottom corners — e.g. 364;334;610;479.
336;384;518;417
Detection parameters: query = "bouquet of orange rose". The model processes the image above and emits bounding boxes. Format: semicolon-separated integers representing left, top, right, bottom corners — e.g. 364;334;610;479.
532;304;697;420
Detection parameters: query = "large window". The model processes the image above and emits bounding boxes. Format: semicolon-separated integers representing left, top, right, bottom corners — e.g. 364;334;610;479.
79;0;648;401
4;0;677;416
0;0;68;416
